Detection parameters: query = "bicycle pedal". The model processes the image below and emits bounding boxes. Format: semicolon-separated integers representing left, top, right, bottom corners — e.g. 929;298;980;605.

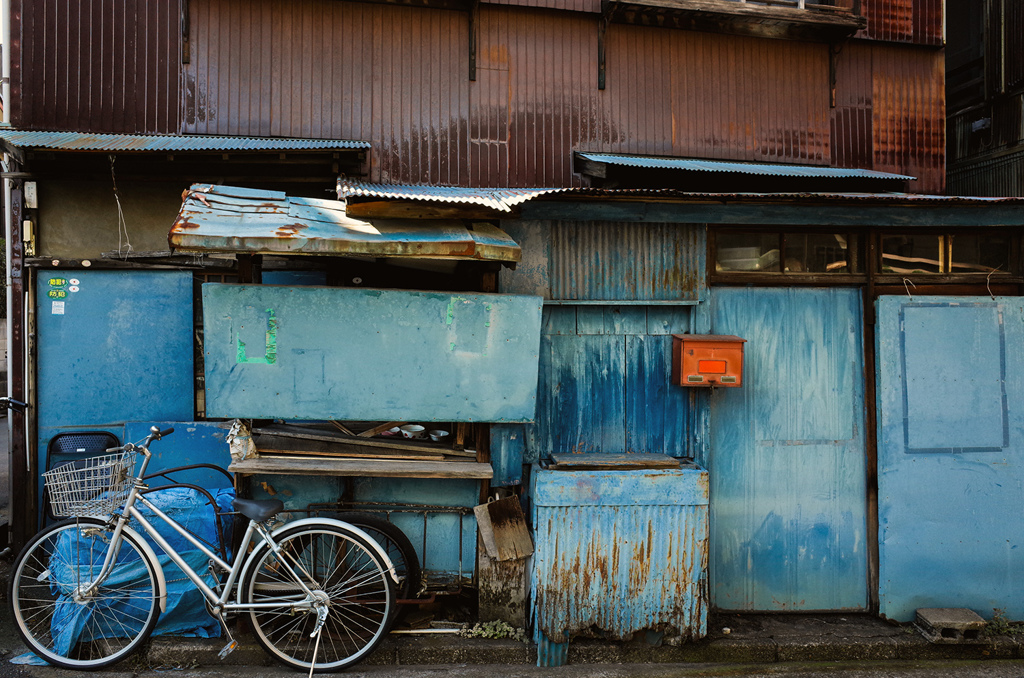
218;640;237;659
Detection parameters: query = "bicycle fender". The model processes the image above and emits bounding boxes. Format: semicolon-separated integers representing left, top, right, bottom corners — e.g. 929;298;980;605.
119;523;169;613
235;517;399;605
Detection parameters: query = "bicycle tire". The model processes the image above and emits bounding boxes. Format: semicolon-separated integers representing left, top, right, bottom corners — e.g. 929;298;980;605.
9;517;161;670
337;512;421;605
242;522;392;672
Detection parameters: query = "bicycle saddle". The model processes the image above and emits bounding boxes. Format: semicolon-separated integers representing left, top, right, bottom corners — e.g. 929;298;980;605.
232;497;284;522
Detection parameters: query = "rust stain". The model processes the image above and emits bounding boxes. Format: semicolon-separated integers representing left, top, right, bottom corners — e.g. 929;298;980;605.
274;223;308;237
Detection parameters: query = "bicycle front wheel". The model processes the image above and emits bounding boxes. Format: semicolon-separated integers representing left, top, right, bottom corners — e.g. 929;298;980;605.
243;523;392;672
9;517;161;670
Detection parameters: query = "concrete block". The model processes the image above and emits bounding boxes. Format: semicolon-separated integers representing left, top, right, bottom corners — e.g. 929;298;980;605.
915;608;987;644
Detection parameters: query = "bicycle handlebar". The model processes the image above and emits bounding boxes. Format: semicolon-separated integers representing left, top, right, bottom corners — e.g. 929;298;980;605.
104;427;176;454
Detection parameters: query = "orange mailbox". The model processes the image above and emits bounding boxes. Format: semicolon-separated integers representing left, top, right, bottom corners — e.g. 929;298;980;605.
671;335;746;387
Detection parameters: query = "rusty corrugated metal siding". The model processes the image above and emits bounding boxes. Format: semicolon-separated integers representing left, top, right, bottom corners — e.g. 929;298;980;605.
549;222;703;301
859;0;944;46
872;43;945;193
484;0;600;15
531;466;709;644
184;0;833;186
12;0;181;133
832;42;944;194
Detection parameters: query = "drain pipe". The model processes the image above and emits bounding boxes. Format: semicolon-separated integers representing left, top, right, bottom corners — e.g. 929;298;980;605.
3;0;12;410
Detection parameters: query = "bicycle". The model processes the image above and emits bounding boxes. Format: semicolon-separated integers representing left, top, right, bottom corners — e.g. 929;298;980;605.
9;426;398;672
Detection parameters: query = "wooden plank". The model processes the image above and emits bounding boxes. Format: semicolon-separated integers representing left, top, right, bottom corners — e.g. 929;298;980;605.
253;428;448;456
329;420;357;436
259;447;440;461
549;453;680;470
230;456;494;479
474;496;534;561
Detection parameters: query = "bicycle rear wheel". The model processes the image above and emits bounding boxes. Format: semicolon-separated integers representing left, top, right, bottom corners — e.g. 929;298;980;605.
9;517;161;670
243;523;392;672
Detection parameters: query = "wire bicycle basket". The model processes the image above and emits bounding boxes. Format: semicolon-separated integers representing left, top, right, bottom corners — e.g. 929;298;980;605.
43;450;138;517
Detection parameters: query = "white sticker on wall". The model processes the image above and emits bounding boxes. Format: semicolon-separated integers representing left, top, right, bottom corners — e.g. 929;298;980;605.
52;301;65;315
69;278;80;285
68;286;79;293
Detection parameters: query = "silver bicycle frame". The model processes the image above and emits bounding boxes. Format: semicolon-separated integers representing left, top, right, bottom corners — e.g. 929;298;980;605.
84;440;320;615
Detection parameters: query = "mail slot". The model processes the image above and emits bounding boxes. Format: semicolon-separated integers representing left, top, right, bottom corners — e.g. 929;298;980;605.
671;334;746;387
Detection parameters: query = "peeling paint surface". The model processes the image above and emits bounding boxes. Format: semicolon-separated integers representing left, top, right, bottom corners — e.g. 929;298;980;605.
170;184;522;262
709;287;867;612
877;296;1024;621
530;465;708;644
203;284;543;421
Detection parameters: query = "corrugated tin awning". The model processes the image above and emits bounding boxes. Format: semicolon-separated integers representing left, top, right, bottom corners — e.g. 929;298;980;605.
170;184;520;262
338;178;566;212
576;152;916;182
0;129;369;153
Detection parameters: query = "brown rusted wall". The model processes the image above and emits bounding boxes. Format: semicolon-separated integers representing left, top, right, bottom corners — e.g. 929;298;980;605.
11;0;181;133
831;41;944;193
858;0;944;46
184;0;834;186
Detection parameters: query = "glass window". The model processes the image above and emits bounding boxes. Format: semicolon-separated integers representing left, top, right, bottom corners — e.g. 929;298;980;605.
716;233;780;272
880;235;943;274
949;235;1011;274
784;233;860;273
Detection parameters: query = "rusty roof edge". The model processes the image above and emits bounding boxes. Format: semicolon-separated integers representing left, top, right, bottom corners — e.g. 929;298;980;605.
337;178;568;212
576;152;917;181
0;129;371;152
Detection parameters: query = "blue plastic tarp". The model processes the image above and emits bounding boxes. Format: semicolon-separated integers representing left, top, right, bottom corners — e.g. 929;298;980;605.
49;487;234;653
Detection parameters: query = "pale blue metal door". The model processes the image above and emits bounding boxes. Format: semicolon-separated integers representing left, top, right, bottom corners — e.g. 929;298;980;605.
710;288;867;611
876;296;1024;621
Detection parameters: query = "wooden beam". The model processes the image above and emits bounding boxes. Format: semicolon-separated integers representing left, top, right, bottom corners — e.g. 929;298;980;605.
230;456;493;479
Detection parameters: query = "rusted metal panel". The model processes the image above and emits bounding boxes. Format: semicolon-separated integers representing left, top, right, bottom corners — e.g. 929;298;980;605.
858;0;943;46
484;0;599;13
870;43;945;194
170;183;522;261
499;221;704;301
11;0;181;133
530;465;708;646
832;42;944;194
183;1;834;186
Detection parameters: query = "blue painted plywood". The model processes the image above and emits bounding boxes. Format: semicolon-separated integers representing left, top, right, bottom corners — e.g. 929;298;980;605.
877;297;1024;621
123;421;233;489
36;270;195;429
710;288;867;611
202;284;543;422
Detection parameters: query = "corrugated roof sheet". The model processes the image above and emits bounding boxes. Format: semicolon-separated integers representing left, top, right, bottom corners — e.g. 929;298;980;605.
556;188;1024;204
170;184;520;261
576;152;917;181
337;181;1024;207
0;129;370;152
338;179;566;213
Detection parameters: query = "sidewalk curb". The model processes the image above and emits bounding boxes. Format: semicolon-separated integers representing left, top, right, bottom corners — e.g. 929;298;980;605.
135;629;1024;669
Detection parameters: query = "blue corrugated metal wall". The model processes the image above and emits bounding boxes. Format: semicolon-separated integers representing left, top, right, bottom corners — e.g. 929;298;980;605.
710;287;868;611
877;296;1024;621
522;305;695;460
